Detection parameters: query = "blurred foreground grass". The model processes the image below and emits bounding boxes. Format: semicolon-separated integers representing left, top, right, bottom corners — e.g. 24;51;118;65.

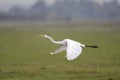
0;22;120;80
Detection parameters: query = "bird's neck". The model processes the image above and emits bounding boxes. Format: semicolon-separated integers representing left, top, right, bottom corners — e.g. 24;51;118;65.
46;36;59;44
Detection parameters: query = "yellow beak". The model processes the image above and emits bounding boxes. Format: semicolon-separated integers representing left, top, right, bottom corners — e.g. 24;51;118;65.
37;35;42;37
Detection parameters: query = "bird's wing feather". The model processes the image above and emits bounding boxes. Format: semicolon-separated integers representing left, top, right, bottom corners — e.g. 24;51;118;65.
53;45;67;54
66;40;82;61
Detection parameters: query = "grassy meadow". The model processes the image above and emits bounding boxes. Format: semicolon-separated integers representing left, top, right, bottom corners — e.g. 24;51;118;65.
0;22;120;80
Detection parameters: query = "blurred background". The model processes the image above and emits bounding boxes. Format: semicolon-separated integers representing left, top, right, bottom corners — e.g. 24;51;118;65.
0;0;120;80
0;0;120;21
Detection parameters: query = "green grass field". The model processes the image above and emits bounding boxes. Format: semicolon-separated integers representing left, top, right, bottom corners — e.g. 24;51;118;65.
0;22;120;80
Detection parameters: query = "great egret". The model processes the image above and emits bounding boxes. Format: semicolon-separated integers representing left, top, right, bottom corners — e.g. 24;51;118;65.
40;34;98;61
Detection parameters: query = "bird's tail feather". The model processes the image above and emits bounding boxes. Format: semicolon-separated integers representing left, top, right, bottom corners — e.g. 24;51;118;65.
85;45;99;48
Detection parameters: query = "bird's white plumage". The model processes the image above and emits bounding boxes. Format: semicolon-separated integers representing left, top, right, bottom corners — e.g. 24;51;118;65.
40;35;85;61
53;45;67;54
65;39;82;60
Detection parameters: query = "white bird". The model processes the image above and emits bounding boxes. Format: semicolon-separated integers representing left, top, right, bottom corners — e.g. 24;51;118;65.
40;34;98;61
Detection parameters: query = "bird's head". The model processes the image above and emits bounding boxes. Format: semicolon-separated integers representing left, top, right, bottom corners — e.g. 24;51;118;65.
40;34;49;38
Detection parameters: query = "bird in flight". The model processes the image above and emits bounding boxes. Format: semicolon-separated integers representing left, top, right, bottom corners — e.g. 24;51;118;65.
40;34;98;61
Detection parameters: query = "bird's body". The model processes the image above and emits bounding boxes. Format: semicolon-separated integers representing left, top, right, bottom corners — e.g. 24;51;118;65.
40;34;98;61
51;39;85;60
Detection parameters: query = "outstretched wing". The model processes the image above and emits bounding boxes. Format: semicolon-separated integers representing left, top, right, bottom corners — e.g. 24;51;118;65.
66;39;82;61
53;45;67;54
